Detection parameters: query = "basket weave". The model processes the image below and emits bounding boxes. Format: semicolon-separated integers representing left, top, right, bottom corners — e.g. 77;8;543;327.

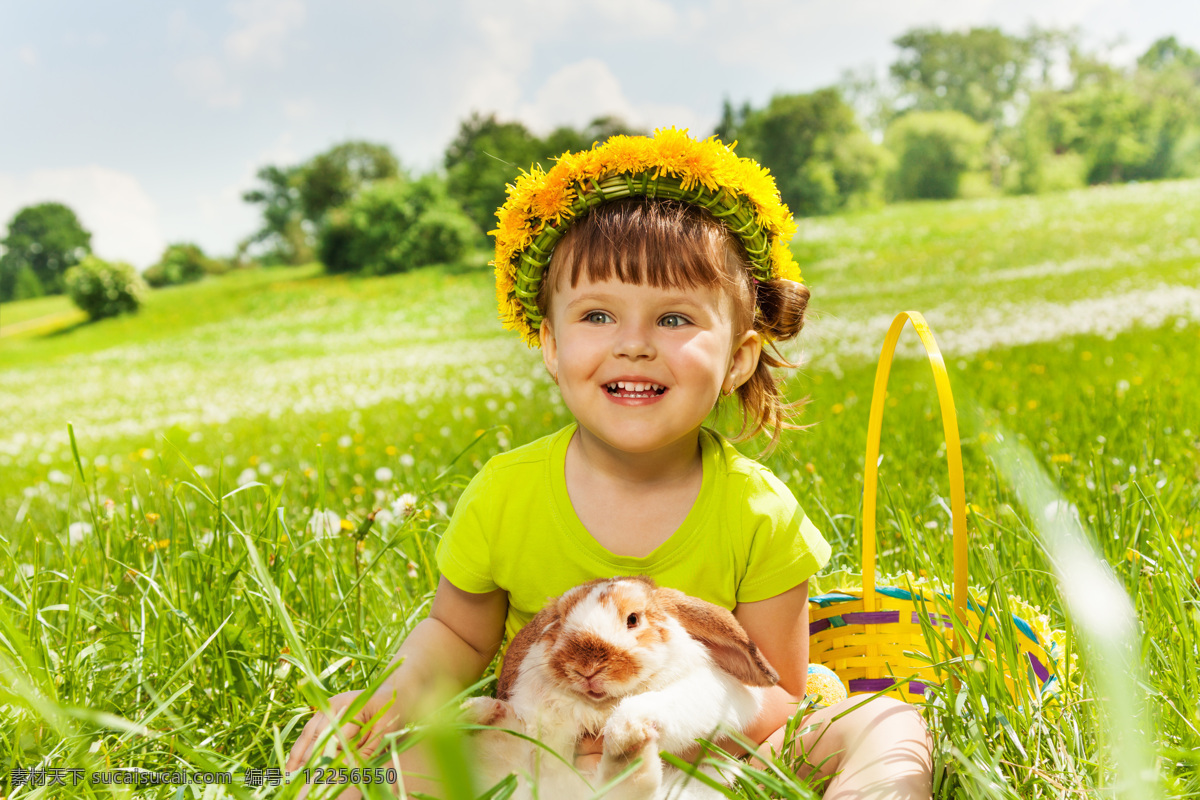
807;311;1061;703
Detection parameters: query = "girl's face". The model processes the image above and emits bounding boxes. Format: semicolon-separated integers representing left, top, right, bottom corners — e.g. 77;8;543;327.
540;274;761;456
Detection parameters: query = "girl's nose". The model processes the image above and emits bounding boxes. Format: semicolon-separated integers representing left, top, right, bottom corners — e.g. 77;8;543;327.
613;322;656;359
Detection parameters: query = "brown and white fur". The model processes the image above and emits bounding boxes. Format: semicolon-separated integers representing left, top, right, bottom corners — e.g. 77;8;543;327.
461;576;779;799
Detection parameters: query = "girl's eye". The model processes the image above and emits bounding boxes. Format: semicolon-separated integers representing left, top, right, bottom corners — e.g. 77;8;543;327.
659;314;689;328
584;311;612;324
626;613;639;629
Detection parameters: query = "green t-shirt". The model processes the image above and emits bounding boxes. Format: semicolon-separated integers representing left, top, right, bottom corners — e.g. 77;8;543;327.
435;424;831;651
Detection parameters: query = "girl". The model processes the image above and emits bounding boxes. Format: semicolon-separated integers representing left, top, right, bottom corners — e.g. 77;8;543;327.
287;130;932;799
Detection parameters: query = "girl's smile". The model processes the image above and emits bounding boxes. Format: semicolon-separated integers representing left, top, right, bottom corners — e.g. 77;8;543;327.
540;275;760;460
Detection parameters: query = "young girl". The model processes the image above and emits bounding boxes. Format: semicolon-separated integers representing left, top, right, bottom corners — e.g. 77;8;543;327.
287;130;932;799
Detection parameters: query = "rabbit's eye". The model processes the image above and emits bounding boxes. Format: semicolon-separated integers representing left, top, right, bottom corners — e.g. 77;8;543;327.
626;613;639;629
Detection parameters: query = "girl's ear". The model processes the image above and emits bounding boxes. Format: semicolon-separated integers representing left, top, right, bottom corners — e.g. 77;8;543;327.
541;318;559;382
726;330;762;394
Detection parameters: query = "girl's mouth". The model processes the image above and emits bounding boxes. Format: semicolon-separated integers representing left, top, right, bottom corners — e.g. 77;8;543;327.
604;381;666;398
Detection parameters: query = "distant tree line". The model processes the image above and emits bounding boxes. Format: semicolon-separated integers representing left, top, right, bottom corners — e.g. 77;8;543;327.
4;26;1197;294
0;201;229;318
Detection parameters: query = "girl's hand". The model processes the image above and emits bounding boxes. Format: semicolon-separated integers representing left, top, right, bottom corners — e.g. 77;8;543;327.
575;732;604;770
286;686;402;797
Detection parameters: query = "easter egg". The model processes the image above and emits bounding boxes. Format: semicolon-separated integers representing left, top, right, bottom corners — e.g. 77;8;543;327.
806;663;847;706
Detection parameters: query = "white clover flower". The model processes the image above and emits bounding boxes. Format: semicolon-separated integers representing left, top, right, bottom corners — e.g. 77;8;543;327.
47;469;71;485
68;521;93;545
375;467;394;482
236;468;258;486
308;509;342;538
257;461;273;475
194;464;213;478
399;454;415;468
338;435;353;448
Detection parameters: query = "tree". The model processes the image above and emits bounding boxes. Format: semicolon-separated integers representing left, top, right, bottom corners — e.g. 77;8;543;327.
890;27;1034;128
540;115;643;158
1138;36;1200;74
444;113;548;233
0;202;92;300
64;256;146;320
443;113;643;233
297;141;400;223
885;111;989;199
713;98;752;144
144;242;215;288
1014;39;1200;186
735;89;890;216
241;165;309;265
318;175;480;275
241;141;401;266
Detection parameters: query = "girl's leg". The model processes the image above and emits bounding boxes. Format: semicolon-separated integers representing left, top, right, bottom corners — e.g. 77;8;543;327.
756;696;932;800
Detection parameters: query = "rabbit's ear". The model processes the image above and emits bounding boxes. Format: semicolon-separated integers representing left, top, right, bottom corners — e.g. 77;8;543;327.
656;588;779;687
497;603;560;700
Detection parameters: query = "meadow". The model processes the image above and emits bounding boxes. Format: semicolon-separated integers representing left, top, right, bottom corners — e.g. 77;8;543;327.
0;179;1198;799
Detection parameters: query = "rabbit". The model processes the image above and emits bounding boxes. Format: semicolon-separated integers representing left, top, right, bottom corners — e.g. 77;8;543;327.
461;575;779;799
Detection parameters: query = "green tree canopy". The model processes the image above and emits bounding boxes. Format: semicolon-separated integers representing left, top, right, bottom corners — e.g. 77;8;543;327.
886;111;989;199
318;175;479;275
890;27;1035;127
64;255;146;321
732;89;889;216
1015;38;1200;185
144;242;215;288
0;202;92;300
241;164;309;265
298;141;400;222
444;112;643;233
242;141;402;266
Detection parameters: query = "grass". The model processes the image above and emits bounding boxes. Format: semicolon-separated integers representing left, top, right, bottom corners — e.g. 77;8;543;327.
1;179;1198;798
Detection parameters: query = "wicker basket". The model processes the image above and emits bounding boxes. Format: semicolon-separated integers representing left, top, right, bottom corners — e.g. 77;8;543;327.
807;311;1061;704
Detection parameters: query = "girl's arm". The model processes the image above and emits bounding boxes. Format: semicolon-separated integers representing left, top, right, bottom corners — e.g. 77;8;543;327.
287;576;507;768
731;579;810;749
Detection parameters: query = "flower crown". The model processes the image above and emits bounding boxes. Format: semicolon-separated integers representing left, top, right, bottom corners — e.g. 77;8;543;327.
491;128;803;347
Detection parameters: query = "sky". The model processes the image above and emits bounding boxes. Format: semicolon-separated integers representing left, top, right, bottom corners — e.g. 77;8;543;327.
1;0;1196;268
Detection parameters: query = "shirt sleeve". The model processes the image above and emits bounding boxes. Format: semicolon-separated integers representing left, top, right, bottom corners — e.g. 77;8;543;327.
434;467;500;593
736;469;832;603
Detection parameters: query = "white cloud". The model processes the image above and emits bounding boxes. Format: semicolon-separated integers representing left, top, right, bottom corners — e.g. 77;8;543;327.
172;0;305;108
0;167;165;268
516;59;705;135
17;45;37;66
225;0;307;65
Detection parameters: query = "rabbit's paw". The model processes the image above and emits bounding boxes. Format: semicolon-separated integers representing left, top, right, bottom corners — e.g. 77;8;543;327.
460;697;515;728
602;710;660;763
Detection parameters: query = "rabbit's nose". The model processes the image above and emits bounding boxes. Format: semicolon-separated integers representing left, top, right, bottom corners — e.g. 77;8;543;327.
578;662;606;679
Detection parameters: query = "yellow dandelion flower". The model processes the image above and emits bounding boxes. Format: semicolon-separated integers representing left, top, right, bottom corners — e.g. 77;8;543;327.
491;128;803;347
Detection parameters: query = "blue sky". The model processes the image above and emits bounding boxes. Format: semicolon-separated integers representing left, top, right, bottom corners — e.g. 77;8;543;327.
1;0;1195;267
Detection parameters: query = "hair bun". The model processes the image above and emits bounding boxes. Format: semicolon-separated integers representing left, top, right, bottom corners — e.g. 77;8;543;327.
756;278;809;341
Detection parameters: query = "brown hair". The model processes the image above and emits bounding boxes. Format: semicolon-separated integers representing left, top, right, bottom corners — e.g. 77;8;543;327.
537;198;810;453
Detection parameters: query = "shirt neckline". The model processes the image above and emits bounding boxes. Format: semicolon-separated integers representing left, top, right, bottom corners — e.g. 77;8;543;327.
548;423;717;570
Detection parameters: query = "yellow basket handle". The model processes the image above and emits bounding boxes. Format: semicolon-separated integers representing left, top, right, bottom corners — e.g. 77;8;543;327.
862;311;968;625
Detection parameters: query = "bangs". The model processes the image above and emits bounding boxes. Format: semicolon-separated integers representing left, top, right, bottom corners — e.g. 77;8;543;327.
538;199;752;316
